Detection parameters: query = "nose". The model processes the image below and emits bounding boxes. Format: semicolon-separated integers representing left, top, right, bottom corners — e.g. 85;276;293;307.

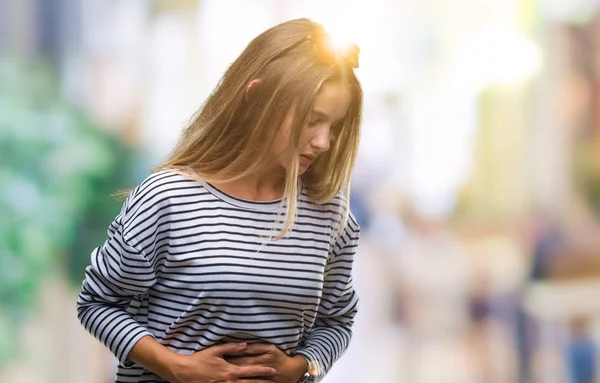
310;125;331;153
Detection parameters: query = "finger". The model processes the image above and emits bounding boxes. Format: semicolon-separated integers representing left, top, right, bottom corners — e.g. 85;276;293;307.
226;355;267;366
223;348;251;357
225;356;251;365
243;343;279;355
231;365;276;378
208;342;248;356
225;356;247;366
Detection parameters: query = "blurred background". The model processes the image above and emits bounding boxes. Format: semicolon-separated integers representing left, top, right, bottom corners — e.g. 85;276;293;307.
2;0;600;382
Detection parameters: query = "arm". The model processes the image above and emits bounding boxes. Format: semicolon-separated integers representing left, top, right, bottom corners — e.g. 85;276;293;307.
76;177;278;382
77;213;277;382
294;213;360;382
128;335;187;379
76;191;159;367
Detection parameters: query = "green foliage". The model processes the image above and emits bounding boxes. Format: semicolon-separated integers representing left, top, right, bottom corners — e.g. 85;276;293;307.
0;58;138;367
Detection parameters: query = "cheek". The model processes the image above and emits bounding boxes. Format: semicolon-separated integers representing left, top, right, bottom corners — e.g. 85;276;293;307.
273;134;290;155
298;129;312;146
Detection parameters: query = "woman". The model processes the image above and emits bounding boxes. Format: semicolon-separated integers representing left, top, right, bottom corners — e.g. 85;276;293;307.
77;18;362;383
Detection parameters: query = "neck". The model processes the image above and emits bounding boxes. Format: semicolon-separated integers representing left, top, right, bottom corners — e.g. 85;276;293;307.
212;167;286;202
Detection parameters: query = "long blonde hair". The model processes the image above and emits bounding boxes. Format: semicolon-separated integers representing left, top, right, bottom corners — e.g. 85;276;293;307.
159;18;363;238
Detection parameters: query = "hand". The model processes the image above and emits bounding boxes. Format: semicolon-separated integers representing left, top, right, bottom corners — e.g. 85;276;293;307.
168;342;277;383
225;344;308;383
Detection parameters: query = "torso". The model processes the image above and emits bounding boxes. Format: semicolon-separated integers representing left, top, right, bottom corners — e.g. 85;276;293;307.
115;170;344;382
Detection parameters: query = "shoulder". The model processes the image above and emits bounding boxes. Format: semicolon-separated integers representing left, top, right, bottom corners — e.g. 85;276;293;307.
127;169;201;207
298;188;360;235
120;169;206;229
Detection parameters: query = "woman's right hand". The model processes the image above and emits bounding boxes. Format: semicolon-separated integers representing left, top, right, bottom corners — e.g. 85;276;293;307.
167;342;277;383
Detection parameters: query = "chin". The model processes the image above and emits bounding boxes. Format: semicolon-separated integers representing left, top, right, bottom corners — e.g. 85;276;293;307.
297;165;309;176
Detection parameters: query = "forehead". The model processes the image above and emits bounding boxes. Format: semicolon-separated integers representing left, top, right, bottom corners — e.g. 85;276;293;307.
312;82;352;122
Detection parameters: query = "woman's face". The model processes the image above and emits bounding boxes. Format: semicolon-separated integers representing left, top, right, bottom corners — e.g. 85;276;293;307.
270;81;352;175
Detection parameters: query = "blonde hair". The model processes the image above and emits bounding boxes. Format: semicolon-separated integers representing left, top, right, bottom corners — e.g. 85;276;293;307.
159;18;363;238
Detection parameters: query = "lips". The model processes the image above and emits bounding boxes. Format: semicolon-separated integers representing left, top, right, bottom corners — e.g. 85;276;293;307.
299;154;316;166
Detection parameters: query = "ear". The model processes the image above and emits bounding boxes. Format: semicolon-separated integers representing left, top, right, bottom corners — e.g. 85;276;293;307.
244;79;261;102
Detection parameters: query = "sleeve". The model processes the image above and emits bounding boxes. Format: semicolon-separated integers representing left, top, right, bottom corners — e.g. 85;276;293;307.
76;187;159;367
294;212;360;382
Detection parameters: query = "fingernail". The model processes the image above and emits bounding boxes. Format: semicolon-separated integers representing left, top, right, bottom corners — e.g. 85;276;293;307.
270;368;277;374
238;342;247;347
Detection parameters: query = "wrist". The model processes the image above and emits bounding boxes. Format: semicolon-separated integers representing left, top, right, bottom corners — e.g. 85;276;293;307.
150;351;187;383
291;355;309;381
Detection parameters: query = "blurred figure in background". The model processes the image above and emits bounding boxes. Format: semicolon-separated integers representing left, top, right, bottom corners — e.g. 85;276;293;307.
567;317;597;383
388;200;474;382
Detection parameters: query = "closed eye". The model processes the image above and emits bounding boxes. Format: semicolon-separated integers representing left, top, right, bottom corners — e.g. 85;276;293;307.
308;119;323;127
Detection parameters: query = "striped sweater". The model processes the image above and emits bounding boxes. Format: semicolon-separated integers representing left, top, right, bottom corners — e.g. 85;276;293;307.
76;170;360;383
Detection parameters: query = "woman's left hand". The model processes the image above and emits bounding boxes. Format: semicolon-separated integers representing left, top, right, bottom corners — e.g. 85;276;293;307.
225;344;308;383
